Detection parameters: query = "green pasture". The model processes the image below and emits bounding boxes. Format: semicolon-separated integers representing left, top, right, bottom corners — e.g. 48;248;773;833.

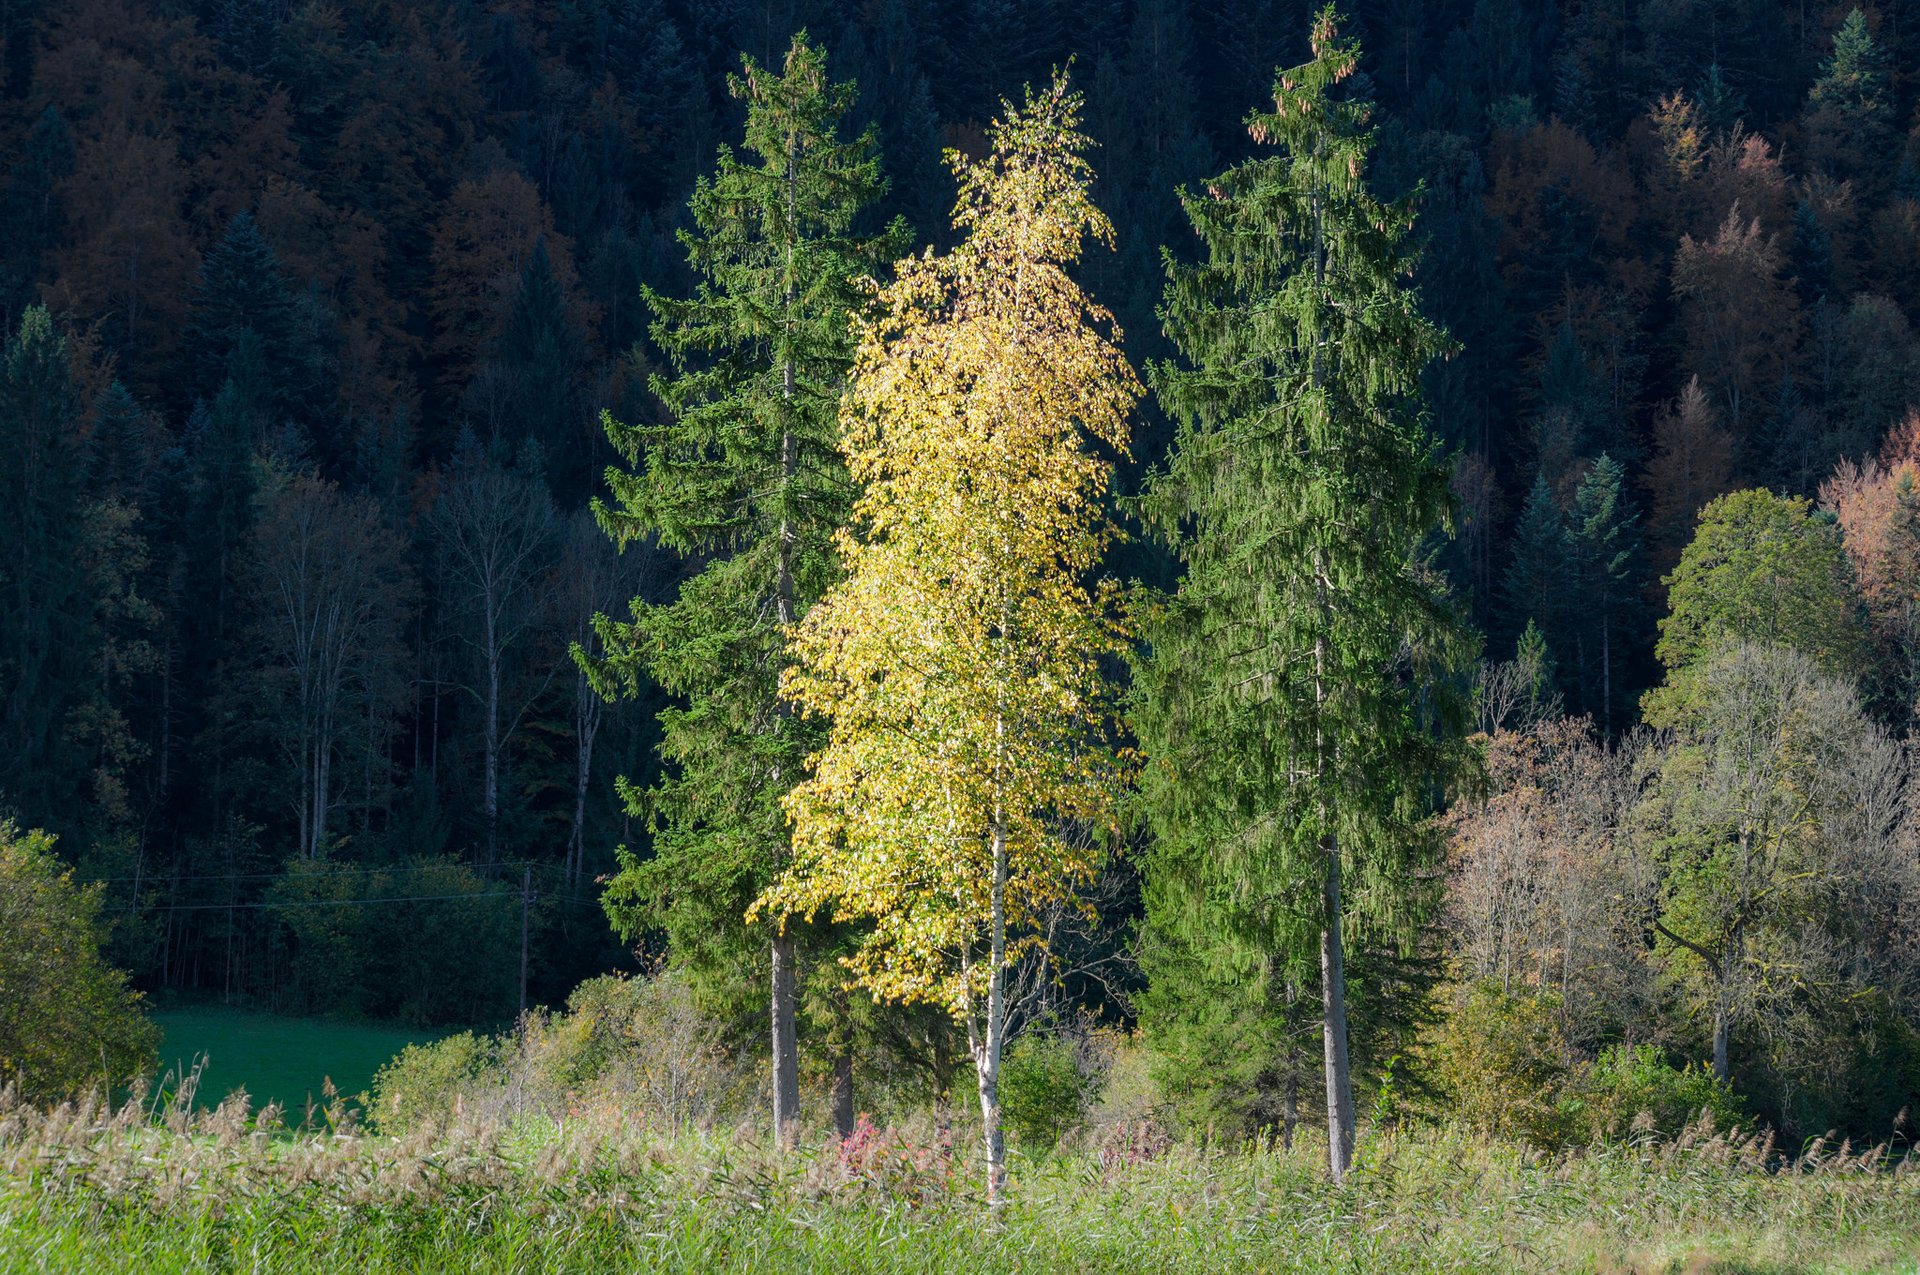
150;1006;436;1117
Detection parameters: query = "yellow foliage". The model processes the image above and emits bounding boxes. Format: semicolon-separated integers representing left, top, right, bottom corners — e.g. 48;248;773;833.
752;72;1139;1020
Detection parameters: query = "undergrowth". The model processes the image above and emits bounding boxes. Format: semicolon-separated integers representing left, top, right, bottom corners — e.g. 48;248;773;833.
2;1077;1916;1274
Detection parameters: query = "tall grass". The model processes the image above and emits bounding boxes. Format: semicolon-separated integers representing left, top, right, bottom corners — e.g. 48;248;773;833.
1;1075;1915;1273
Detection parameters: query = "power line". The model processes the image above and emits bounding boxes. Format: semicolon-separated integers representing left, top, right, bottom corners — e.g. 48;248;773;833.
89;891;607;915
72;858;556;887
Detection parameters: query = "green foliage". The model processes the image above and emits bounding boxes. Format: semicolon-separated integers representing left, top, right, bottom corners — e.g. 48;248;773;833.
1424;982;1578;1148
1811;9;1890;135
365;1032;496;1133
268;857;517;1025
1133;10;1467;1156
1501;474;1572;653
0;822;158;1100
998;1034;1088;1151
1576;1044;1744;1141
1566;454;1643;729
586;34;903;1022
1651;489;1868;691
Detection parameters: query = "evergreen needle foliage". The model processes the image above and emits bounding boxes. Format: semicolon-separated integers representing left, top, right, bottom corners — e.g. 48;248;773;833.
583;33;905;1147
1132;7;1468;1180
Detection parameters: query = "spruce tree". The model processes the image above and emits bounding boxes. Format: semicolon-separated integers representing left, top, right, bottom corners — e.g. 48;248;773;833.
1500;474;1573;659
585;34;903;1151
1132;9;1465;1181
1568;454;1642;731
183;213;326;421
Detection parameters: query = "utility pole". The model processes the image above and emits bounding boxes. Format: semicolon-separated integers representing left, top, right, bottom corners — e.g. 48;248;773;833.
518;865;533;1017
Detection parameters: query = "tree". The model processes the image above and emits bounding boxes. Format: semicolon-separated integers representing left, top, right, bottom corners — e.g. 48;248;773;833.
1637;642;1886;1082
0;821;159;1101
1822;419;1920;717
1643;376;1736;575
587;34;902;1151
246;469;413;858
1567;454;1643;731
1131;10;1464;1182
753;71;1138;1201
495;239;584;488
1803;9;1893;191
183;212;328;417
1671;204;1801;439
427;438;558;859
1651;488;1869;688
1500;474;1573;661
0;306;96;829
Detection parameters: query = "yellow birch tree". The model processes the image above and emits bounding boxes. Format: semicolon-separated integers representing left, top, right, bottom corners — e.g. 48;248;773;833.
751;71;1138;1202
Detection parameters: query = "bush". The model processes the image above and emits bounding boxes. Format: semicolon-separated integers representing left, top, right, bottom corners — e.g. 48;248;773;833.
1573;1043;1744;1141
365;1031;496;1133
999;1032;1088;1151
365;972;755;1137
0;822;158;1101
1424;982;1578;1147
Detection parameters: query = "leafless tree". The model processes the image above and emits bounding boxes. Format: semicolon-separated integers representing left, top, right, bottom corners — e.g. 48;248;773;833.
247;468;413;857
426;445;558;857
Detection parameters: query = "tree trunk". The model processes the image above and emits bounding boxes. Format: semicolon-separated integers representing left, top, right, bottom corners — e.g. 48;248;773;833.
484;613;500;860
770;932;800;1149
1319;845;1356;1179
1711;1002;1730;1080
831;1046;855;1138
974;813;1010;1203
1316;618;1356;1181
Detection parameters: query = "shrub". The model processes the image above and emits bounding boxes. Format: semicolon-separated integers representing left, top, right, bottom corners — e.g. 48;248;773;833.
999;1032;1088;1151
365;972;754;1137
365;1031;496;1133
0;821;158;1101
1424;981;1579;1147
1574;1043;1744;1141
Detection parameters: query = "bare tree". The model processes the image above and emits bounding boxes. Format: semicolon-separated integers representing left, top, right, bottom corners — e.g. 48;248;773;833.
555;508;659;887
247;469;413;857
426;443;558;858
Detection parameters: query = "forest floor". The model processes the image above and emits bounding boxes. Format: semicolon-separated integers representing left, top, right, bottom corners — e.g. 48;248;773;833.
149;1006;441;1120
1;1096;1915;1274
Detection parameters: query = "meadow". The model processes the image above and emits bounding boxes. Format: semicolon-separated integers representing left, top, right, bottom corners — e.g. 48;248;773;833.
150;1007;441;1120
1;1083;1915;1275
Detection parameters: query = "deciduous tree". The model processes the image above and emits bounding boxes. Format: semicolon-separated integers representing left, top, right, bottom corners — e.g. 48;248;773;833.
753;71;1137;1201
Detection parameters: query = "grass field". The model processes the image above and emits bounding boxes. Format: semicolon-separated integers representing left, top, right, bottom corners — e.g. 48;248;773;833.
1;1090;1916;1274
150;1006;440;1117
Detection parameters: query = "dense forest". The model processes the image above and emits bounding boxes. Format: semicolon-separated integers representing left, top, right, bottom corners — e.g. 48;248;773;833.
5;0;1920;1173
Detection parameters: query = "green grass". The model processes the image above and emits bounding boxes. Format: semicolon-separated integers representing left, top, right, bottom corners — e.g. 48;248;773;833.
150;1006;440;1116
1;1097;1916;1274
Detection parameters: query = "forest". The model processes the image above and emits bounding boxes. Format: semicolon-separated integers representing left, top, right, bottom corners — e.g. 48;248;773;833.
4;0;1920;1265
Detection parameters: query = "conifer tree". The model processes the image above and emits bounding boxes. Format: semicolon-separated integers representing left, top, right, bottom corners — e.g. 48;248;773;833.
753;71;1139;1202
1501;474;1573;657
1568;453;1642;731
1131;10;1464;1181
586;35;903;1151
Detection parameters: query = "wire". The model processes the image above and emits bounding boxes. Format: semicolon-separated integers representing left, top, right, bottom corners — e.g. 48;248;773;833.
91;892;608;915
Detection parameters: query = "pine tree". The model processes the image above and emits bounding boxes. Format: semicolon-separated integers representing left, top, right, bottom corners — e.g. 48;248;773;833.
1568;454;1643;731
586;35;903;1152
0;307;93;828
1132;10;1465;1181
753;70;1139;1202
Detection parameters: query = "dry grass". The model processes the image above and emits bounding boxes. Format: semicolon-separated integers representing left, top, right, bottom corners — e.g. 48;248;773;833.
1;1078;1916;1273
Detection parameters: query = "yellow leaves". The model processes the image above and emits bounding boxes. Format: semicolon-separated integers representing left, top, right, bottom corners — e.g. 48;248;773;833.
752;72;1139;1018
